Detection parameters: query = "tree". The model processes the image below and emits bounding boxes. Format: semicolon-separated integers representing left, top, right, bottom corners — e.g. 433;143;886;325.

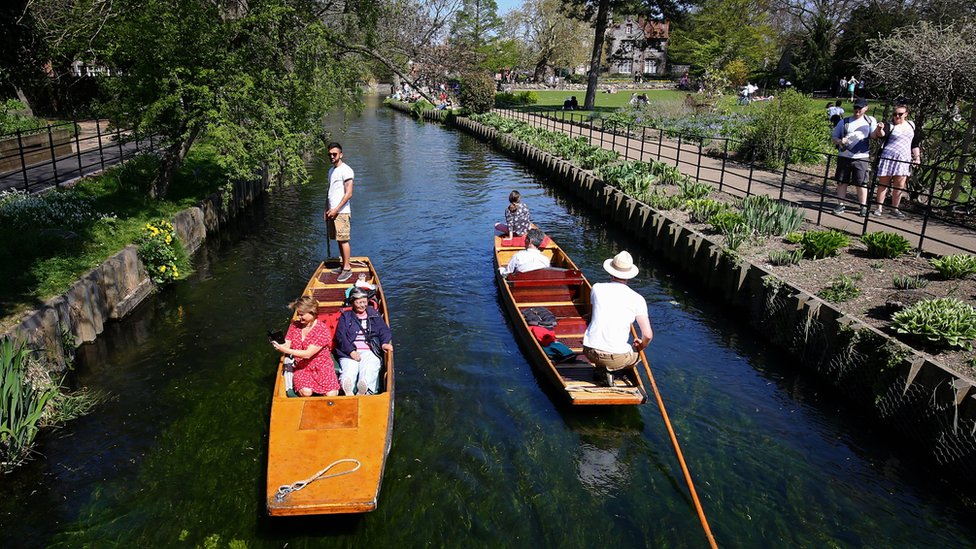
30;0;366;199
667;0;777;75
505;0;591;82
1;0;49;114
568;0;693;110
831;1;918;86
451;0;502;48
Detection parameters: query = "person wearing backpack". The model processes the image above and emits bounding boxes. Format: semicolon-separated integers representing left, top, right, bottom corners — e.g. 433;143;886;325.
830;98;877;216
871;104;921;218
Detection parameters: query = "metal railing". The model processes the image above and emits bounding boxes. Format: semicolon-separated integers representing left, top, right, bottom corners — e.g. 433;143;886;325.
0;120;156;194
494;107;976;255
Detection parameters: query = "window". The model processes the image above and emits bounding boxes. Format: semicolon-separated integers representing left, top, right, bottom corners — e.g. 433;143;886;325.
644;59;657;74
618;60;632;74
626;24;633;35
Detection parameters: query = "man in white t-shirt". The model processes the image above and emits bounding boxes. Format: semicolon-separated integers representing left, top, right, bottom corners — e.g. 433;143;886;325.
582;251;653;386
324;142;355;282
499;228;550;276
831;98;877;216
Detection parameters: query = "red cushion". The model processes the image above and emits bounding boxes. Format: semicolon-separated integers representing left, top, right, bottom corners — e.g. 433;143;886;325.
501;235;550;249
529;325;557;346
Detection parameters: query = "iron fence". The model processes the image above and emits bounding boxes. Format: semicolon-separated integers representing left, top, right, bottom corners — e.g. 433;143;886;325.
494;107;976;256
0;120;156;194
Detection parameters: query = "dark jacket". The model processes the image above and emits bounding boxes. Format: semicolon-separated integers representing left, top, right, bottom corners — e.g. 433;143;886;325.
334;306;392;359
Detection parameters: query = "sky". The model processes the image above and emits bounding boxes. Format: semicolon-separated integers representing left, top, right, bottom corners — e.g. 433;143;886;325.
496;0;521;15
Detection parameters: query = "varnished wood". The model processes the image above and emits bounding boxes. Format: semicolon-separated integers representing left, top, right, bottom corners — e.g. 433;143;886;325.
266;257;394;516
494;233;648;406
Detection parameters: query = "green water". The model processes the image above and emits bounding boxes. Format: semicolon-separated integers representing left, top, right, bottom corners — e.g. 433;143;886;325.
1;96;974;547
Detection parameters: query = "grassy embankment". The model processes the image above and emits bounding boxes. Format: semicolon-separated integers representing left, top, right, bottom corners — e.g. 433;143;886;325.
0;143;232;327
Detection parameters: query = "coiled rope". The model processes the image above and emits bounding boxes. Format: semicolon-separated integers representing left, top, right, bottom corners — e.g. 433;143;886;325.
274;458;361;502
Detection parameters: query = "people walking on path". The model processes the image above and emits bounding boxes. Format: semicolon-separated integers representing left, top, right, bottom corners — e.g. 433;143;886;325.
831;98;877;216
325;142;355;282
582;251;653;387
847;76;858;102
872;104;921;218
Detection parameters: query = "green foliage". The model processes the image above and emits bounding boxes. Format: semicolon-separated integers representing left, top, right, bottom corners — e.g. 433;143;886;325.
0;99;47;136
136;220;186;285
460;72;496;114
861;232;913;258
768;249;803;266
1;338;57;471
667;0;777;73
800;230;849;259
738;89;831;168
709;210;745;234
722;222;750;251
686;198;725;223
410;99;436;118
817;274;861;303
892;274;929;290
495;91;538;106
645;189;685;210
678;179;711;200
738;195;805;237
892;297;976;350
598;161;657;201
929;254;976;279
785;231;803;244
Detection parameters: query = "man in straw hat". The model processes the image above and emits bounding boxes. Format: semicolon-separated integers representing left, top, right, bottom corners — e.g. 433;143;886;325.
582;251;653;386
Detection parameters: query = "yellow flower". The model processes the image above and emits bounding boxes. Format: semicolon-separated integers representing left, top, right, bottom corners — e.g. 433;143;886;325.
165;236;172;244
159;265;166;272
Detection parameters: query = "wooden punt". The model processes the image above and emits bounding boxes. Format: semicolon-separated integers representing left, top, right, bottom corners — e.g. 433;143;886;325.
494;233;648;406
266;257;394;516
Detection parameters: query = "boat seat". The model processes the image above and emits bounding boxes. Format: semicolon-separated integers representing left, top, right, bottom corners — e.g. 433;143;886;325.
507;268;584;288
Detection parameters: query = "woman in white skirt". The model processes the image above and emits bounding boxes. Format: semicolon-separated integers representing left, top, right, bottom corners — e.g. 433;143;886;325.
872;105;921;218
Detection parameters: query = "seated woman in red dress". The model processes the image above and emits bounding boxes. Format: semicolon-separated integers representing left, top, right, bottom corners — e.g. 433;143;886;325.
271;295;339;396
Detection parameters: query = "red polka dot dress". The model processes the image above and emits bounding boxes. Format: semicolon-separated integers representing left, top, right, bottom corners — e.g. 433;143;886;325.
286;320;339;394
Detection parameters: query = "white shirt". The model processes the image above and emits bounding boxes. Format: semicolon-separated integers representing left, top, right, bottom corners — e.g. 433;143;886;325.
583;282;648;354
500;248;550;275
328;163;354;214
832;115;876;159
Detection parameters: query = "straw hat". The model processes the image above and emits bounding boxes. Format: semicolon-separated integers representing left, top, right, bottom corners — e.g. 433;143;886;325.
603;251;639;279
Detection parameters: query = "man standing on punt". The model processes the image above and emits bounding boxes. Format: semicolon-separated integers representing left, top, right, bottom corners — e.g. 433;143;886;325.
582;251;653;386
325;142;355;282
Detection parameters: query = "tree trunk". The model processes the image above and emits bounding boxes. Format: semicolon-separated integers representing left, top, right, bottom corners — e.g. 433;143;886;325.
949;104;976;203
583;0;610;111
14;87;34;117
150;126;200;200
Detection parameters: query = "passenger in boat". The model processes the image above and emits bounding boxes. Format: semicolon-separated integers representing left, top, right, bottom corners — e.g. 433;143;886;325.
272;295;340;397
499;228;550;276
335;287;393;396
494;190;532;239
582;251;653;386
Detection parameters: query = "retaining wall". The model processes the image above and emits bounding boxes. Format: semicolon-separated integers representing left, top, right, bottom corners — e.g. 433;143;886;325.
397;103;976;484
3;175;268;371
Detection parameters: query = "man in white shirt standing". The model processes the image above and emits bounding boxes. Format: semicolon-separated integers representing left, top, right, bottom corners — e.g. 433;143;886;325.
831;98;876;216
324;142;355;282
582;251;653;386
499;228;550;276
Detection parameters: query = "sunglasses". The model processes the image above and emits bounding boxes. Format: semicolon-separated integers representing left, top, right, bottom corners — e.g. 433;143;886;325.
329;152;340;157
894;111;907;117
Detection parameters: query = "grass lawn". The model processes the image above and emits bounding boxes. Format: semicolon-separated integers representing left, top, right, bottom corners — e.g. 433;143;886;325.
510;88;873;119
0;143;232;325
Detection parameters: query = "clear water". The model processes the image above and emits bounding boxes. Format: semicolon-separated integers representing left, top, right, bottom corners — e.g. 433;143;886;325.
1;95;974;547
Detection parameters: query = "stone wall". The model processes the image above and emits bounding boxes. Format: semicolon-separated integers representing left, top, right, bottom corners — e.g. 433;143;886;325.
442;112;976;483
3;176;268;372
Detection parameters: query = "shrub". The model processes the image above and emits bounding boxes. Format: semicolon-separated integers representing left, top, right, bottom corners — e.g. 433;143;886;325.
645;189;684;210
929;254;976;279
136;220;186;285
784;231;803;244
817;275;861;303
686;198;725;223
862;232;913;258
459;72;496;114
409;99;436;118
0;99;47;136
738;195;805;237
495;91;538;106
892;274;929;289
892;298;976;350
678;179;711;200
737;89;830;168
1;338;58;471
709;211;745;234
768;249;803;266
800;230;849;259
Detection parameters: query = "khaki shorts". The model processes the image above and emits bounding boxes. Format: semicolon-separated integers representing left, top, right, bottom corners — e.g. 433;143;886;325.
328;213;351;241
584;346;638;371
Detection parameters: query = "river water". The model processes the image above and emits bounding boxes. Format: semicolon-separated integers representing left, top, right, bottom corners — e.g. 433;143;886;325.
2;95;974;547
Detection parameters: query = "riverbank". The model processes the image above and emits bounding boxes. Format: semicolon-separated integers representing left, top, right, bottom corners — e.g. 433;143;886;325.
387;99;976;485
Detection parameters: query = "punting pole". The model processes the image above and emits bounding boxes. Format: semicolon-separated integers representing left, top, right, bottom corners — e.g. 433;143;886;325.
639;349;718;549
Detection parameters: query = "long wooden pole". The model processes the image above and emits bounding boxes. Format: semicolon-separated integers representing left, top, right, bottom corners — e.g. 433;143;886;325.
639;349;718;548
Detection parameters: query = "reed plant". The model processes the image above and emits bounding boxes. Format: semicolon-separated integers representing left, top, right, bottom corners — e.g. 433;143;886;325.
1;338;57;471
685;198;725;223
678;179;712;200
738;195;805;237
